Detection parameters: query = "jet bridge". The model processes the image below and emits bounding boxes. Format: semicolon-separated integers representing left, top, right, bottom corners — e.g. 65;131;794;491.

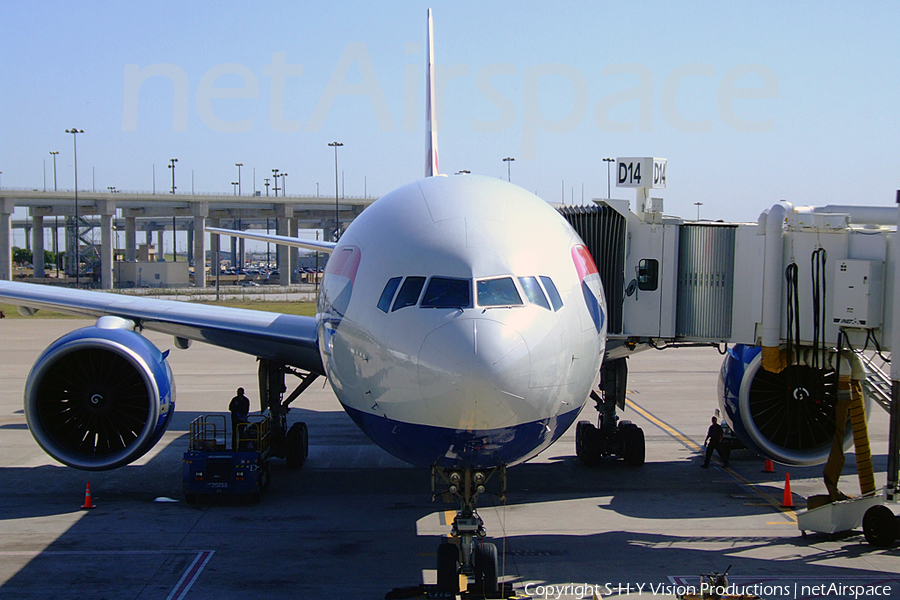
564;195;894;355
561;158;900;543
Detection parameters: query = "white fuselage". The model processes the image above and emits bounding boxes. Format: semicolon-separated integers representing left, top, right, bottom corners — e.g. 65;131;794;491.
317;174;606;469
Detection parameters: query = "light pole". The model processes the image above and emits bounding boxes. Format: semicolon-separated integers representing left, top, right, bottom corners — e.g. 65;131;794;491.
231;182;238;195
50;151;59;191
50;151;59;274
694;202;703;221
168;158;178;261
264;178;270;197
66;128;83;287
503;156;515;182
602;157;614;199
235;163;243;196
329;142;343;241
273;171;287;198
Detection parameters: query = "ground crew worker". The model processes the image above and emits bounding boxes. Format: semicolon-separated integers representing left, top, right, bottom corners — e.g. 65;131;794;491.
228;387;250;450
701;416;729;468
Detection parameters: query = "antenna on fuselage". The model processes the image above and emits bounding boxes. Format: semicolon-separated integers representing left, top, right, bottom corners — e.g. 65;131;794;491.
425;8;439;177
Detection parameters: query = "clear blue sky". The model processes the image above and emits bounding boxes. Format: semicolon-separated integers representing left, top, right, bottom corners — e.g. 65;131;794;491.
2;0;898;231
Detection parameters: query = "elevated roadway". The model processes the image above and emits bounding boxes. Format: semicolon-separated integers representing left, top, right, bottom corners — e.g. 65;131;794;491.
0;188;376;288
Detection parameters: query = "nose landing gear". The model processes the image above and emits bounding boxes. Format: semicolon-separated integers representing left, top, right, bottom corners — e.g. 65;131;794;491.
432;466;506;597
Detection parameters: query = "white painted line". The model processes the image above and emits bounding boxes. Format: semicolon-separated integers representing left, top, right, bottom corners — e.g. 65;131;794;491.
166;550;214;600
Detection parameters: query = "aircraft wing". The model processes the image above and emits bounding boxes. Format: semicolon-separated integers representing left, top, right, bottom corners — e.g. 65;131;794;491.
0;280;324;374
206;227;337;253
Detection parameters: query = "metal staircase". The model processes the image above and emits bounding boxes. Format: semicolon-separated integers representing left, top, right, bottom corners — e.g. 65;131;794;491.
857;350;892;413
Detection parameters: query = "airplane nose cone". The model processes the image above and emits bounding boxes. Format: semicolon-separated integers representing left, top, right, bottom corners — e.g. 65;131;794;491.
418;318;531;430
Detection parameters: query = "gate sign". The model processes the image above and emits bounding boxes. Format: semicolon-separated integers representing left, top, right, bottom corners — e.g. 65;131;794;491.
616;157;667;189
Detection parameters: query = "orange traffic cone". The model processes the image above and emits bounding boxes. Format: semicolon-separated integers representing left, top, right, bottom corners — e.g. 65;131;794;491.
763;459;775;473
781;473;793;508
81;482;95;510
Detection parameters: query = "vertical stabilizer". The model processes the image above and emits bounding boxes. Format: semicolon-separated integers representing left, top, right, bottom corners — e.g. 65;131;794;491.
425;8;439;177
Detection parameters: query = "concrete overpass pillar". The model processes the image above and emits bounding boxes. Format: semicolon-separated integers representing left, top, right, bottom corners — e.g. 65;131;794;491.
290;219;300;284
156;230;165;261
209;217;220;279
51;218;59;275
230;220;238;269
192;202;208;288
125;216;136;262
98;200;115;289
275;204;292;285
0;198;14;281
32;215;45;279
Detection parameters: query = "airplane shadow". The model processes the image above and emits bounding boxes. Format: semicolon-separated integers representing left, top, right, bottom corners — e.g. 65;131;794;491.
2;404;899;597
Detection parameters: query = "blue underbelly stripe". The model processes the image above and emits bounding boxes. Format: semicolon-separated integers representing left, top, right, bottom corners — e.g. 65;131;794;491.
340;403;583;469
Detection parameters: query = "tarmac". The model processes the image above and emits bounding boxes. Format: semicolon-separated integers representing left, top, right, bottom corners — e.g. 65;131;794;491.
0;318;898;599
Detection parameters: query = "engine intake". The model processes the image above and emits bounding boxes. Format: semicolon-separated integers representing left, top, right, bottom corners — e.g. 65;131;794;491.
24;321;175;471
718;344;867;466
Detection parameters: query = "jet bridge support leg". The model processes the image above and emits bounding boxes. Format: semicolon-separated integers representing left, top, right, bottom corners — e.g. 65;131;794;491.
859;192;900;546
257;358;318;468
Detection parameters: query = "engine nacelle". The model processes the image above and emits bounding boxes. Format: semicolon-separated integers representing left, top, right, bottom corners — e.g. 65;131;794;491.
718;344;867;466
24;317;175;471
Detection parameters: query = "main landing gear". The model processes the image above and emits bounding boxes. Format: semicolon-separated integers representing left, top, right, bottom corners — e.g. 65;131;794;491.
432;466;507;597
258;358;319;469
576;357;645;467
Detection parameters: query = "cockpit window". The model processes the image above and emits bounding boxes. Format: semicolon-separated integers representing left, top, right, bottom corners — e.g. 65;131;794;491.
377;277;402;313
477;277;523;307
421;277;471;308
539;276;564;311
392;276;426;311
518;276;550;310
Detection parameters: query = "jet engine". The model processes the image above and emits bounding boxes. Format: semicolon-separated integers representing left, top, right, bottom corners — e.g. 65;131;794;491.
24;316;175;471
718;344;867;466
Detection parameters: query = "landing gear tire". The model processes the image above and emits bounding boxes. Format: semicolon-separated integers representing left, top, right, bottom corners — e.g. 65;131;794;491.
863;505;897;547
576;420;601;466
474;541;499;597
622;424;645;467
436;542;460;595
285;422;308;469
184;493;197;505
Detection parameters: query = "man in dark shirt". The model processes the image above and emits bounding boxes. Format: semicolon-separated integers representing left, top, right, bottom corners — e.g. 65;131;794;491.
702;416;729;468
228;387;250;450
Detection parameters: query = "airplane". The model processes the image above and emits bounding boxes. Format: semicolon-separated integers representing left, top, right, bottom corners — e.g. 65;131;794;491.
0;9;610;595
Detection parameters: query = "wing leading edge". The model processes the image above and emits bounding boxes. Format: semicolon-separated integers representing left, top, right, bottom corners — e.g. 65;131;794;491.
206;227;337;254
0;280;324;374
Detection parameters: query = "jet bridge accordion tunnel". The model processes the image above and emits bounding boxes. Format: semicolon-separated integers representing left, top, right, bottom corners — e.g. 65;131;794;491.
559;205;626;335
